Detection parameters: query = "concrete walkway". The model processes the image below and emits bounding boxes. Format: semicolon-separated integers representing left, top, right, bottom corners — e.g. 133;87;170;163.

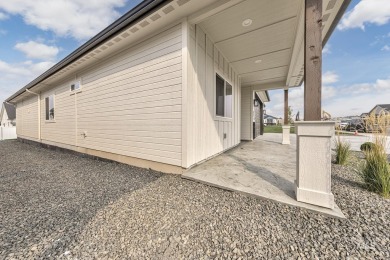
183;133;345;218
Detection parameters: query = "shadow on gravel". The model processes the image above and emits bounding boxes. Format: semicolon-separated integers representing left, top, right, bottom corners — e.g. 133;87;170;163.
332;174;365;189
0;140;163;259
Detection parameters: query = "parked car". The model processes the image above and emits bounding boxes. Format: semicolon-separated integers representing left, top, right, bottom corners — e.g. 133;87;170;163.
345;119;365;132
338;121;350;130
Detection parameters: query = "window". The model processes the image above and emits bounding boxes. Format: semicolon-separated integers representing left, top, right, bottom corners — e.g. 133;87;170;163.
45;95;55;120
70;81;81;91
215;74;233;118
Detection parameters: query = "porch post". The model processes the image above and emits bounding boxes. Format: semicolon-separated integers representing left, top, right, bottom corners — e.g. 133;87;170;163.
304;0;322;121
282;89;290;144
295;0;335;209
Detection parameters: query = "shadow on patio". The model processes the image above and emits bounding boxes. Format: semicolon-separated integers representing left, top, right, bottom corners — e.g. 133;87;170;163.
182;133;344;218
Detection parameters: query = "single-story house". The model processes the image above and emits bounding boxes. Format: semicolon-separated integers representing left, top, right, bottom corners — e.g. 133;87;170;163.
6;0;350;209
264;114;281;126
0;102;17;140
1;102;16;128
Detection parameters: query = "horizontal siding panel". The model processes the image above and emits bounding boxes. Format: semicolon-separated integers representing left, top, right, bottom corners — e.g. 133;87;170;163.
83;37;182;84
79;81;182;107
87;133;181;146
79;103;182;117
79;93;182;114
79;110;182;122
81;62;182;100
79;142;181;165
80;137;181;153
83;24;182;82
84;129;181;139
77;124;181;132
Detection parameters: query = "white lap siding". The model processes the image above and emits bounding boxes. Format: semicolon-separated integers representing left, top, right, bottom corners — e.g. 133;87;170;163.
16;95;39;140
36;23;182;166
184;24;241;167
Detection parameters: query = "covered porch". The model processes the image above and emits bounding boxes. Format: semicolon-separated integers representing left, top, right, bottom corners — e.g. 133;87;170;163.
184;0;351;216
183;133;344;218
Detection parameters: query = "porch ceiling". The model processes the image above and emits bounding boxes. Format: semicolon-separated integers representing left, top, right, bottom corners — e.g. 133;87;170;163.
198;0;346;90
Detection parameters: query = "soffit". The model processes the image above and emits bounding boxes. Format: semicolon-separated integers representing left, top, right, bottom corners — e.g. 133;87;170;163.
199;0;347;90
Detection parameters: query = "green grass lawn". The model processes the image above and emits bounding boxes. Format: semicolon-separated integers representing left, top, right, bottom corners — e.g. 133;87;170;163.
264;125;295;134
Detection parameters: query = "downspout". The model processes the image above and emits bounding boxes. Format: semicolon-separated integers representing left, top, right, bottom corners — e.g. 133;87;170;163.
26;89;41;141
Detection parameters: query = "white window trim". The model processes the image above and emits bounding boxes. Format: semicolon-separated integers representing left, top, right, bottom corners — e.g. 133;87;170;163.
70;81;82;94
214;71;234;121
45;94;55;122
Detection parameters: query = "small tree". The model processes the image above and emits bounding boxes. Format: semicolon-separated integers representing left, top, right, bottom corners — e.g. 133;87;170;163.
288;106;293;124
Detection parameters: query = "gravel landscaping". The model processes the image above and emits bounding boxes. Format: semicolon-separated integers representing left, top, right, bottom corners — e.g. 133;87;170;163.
1;140;389;259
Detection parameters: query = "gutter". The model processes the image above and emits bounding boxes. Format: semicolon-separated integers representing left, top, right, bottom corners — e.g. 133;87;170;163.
6;0;170;102
265;90;270;102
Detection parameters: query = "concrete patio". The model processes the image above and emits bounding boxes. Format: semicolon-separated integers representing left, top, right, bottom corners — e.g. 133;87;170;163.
183;133;345;218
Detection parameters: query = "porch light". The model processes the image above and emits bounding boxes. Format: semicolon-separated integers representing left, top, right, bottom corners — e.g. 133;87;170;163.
242;19;252;27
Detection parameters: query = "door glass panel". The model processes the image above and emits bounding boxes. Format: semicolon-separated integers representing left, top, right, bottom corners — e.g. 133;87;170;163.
216;74;225;117
225;82;232;118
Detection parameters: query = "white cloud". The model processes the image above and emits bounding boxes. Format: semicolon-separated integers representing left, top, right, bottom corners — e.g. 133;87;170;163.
339;0;390;30
0;11;8;20
323;44;331;54
342;78;390;95
267;73;390;118
381;45;390;51
14;41;59;60
322;71;339;85
0;59;55;102
0;0;127;40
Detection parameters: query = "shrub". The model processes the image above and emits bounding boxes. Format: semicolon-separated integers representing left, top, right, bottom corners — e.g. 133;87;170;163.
360;142;376;152
360;143;390;198
334;138;351;165
359;111;390;198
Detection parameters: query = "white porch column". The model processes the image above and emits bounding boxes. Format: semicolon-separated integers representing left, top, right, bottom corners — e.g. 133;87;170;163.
295;0;335;209
282;126;290;145
295;121;335;208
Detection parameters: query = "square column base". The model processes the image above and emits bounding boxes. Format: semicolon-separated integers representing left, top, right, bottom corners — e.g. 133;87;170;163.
282;125;290;145
295;121;335;209
295;183;335;209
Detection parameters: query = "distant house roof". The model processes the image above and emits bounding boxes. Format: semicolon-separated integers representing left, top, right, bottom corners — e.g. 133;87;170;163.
369;104;390;115
264;114;279;120
2;102;16;120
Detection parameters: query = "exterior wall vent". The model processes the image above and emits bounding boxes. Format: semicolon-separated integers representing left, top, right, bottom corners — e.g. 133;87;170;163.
162;5;174;14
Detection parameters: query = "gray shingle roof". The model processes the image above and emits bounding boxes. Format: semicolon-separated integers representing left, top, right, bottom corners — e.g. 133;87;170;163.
3;102;16;120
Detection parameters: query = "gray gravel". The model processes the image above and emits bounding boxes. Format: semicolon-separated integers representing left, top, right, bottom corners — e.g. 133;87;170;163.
1;141;389;259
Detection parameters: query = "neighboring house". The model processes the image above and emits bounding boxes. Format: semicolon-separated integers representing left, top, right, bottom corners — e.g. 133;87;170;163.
264;114;280;126
6;0;347;174
0;102;17;140
368;104;390;116
0;102;16;127
360;113;369;119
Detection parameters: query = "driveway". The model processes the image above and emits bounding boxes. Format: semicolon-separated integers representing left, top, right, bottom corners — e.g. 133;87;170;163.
0;140;389;259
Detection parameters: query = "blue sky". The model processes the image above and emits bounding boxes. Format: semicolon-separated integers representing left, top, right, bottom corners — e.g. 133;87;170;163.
268;0;390;117
0;0;389;117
